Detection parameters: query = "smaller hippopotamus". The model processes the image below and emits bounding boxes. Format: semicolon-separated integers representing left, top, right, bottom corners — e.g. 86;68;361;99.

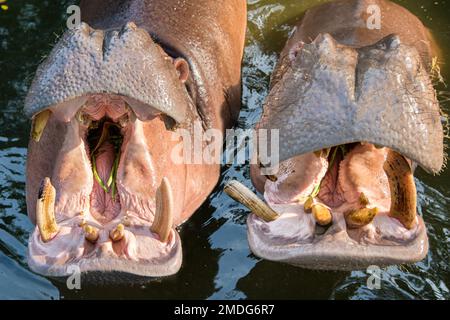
25;0;246;278
225;0;444;270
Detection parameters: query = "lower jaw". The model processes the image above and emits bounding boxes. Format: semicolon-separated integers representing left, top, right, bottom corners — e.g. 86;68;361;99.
243;143;428;270
247;214;428;271
28;219;182;277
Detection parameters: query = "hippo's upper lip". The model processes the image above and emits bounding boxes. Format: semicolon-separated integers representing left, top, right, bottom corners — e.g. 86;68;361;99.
257;33;444;174
24;22;195;125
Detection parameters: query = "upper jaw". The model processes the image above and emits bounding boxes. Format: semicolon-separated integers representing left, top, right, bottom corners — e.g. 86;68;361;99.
24;21;195;126
258;33;444;174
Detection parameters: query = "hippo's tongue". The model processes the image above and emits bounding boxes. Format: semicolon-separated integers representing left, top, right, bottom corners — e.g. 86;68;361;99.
90;126;121;223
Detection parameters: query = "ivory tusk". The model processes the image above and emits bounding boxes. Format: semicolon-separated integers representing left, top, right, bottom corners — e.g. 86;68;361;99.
224;180;280;222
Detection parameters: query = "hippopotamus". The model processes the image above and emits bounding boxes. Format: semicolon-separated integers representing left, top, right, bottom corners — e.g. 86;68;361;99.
24;0;246;278
225;0;444;270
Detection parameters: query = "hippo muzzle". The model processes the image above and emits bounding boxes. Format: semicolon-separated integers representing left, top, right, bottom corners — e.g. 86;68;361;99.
231;33;444;271
25;22;198;277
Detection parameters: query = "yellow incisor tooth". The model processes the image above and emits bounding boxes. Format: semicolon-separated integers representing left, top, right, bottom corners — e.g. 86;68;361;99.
84;225;99;243
224;180;280;222
345;207;379;229
31;110;51;142
110;224;125;242
151;177;174;243
359;192;370;206
383;150;417;230
36;177;59;242
312;204;332;226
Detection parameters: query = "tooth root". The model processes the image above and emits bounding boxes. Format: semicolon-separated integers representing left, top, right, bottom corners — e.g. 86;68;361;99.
110;224;125;242
345;207;379;229
224;180;280;222
383;150;417;230
31;110;51;142
84;225;99;243
151;177;174;243
312;204;332;226
36;177;59;242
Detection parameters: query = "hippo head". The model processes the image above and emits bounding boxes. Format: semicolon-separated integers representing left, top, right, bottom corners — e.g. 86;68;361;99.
246;33;444;270
25;22;206;278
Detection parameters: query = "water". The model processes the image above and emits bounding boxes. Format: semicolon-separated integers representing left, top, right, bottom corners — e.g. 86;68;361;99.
0;0;449;300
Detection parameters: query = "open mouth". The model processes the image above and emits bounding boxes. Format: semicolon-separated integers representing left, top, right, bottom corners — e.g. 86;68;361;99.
28;94;182;277
227;143;429;270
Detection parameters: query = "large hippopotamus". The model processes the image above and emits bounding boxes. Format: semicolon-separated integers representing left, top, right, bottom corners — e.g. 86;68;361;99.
226;0;444;270
24;0;246;277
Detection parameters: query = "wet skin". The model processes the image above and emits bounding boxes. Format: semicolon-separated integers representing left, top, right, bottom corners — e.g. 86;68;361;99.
25;0;246;278
248;0;444;270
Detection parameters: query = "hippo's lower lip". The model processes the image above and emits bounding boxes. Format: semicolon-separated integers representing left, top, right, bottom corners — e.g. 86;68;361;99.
27;93;182;278
236;142;429;270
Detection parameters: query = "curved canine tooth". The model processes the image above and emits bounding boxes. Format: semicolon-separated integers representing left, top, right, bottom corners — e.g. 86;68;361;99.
312;204;332;226
224;180;280;222
110;224;125;242
151;177;174;243
36;177;59;242
31;110;51;142
345;207;378;229
84;225;99;243
383;150;417;229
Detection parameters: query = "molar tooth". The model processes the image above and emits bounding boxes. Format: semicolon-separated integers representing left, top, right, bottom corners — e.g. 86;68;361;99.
224;180;280;222
76;110;91;127
384;150;417;229
84;225;99;243
345;207;378;229
36;177;59;242
110;224;125;242
312;204;332;226
151;177;174;243
31;110;51;142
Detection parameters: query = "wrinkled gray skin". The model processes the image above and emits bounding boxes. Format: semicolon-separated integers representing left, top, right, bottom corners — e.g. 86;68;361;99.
249;0;444;270
260;33;443;173
25;22;195;124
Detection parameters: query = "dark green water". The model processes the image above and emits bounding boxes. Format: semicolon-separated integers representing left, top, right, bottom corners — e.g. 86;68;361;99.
0;0;449;299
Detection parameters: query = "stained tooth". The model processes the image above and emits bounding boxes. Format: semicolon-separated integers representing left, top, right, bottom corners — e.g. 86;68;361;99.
383;150;417;230
84;225;99;243
345;207;378;229
151;177;174;243
224;180;280;222
31;110;51;142
110;224;125;242
304;196;315;213
359;192;370;206
36;177;59;242
312;204;332;226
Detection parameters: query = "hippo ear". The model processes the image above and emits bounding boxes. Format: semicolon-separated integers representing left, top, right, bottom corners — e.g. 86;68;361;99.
173;58;190;83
